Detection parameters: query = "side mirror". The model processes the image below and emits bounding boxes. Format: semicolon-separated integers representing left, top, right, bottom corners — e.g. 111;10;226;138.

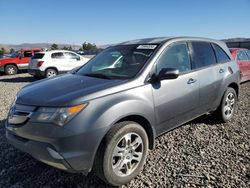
158;68;179;80
76;56;80;61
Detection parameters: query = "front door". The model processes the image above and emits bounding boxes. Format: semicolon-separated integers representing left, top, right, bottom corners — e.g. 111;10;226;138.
64;52;83;71
18;51;32;69
151;42;199;135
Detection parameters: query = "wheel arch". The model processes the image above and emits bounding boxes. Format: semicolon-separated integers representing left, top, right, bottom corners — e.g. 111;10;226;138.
4;63;18;69
227;82;239;98
45;66;58;73
115;115;155;149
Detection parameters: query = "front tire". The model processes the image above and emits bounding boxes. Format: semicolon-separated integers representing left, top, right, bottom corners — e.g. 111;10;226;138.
216;87;237;122
94;121;148;186
45;68;57;78
5;64;18;75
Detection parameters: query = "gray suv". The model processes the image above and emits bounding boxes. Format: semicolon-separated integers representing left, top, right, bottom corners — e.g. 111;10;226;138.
6;37;240;186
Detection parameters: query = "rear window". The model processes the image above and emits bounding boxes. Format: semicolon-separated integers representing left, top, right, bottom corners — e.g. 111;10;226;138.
32;53;45;59
191;42;217;69
212;44;231;63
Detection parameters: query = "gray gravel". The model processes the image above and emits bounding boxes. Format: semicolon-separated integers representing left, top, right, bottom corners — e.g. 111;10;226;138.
0;73;249;188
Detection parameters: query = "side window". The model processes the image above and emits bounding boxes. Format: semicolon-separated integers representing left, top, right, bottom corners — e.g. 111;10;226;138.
246;50;250;60
51;52;64;59
156;43;191;73
191;42;217;69
64;52;80;60
212;44;231;63
23;51;32;57
237;51;248;61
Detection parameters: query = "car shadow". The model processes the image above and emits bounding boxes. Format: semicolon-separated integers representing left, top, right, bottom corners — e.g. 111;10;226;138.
0;76;39;83
188;114;222;125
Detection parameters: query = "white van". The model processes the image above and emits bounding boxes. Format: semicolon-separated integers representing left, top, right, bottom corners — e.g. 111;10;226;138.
28;50;89;78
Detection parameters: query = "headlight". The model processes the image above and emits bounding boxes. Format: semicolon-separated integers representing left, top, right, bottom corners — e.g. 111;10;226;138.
33;104;87;126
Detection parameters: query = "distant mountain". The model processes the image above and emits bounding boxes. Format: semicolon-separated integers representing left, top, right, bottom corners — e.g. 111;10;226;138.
222;38;250;42
0;43;82;51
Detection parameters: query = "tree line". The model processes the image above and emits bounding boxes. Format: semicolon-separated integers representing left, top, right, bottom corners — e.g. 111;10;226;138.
0;48;15;54
50;42;98;51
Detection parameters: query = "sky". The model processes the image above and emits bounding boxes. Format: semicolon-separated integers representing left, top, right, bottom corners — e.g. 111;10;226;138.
0;0;250;45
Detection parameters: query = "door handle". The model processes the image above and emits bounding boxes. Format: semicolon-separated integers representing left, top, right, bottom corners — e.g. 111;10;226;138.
219;69;225;73
187;78;197;84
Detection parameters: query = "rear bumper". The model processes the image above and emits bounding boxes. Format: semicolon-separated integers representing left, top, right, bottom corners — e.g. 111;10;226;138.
28;69;45;77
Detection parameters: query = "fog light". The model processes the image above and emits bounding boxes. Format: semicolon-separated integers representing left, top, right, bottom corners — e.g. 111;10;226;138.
47;147;63;159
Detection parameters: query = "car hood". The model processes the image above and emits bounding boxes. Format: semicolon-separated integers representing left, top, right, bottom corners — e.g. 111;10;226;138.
16;73;128;107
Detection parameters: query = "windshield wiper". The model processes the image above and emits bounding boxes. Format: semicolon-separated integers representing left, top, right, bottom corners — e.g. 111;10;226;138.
83;73;112;80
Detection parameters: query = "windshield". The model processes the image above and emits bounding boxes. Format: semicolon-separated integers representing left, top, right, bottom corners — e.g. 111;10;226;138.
10;51;21;58
76;44;158;79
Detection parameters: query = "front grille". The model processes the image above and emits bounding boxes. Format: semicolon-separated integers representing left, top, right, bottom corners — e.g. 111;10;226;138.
8;104;36;125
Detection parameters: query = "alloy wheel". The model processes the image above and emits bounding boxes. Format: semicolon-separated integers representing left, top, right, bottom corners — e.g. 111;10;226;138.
112;132;143;177
223;92;235;118
47;70;57;78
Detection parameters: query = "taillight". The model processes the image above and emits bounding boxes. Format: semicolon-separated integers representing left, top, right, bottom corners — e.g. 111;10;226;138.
37;61;44;67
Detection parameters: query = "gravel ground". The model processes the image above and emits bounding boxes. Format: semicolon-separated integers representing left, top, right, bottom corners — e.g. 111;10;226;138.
0;73;249;188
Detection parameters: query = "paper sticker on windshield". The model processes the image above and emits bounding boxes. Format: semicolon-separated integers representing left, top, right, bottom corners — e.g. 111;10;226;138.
137;45;157;50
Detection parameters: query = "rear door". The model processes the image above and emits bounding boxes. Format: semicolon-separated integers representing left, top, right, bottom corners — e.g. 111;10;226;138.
152;42;200;134
51;52;67;72
236;50;249;82
189;41;223;112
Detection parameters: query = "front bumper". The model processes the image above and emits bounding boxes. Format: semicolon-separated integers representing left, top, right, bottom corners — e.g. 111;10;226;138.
28;69;45;77
6;129;73;171
5;112;106;174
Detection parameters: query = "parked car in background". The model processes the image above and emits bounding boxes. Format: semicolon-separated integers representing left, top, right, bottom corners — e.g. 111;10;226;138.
0;49;41;75
77;50;85;55
230;48;250;82
28;50;89;78
6;37;240;186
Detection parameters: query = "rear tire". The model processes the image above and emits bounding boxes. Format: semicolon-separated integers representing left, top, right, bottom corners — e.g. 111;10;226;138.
45;68;57;78
5;64;18;75
215;87;237;123
94;121;148;186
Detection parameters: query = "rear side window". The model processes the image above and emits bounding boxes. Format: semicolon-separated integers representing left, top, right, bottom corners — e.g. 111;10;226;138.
191;42;216;69
23;51;32;57
51;52;64;59
237;51;248;61
156;42;191;73
32;53;45;59
212;44;231;63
